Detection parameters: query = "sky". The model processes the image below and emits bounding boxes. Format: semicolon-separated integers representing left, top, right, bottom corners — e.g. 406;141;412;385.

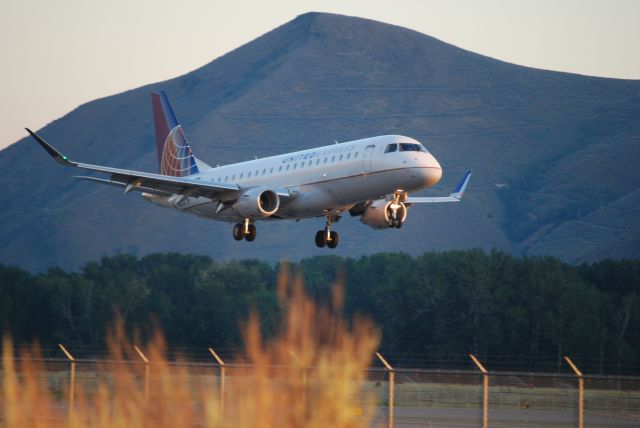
1;0;639;150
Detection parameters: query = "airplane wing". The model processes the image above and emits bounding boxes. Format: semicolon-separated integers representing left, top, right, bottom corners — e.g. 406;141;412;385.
26;128;240;198
406;170;472;204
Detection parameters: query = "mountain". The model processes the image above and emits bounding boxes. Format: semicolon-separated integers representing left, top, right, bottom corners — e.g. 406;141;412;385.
1;12;639;271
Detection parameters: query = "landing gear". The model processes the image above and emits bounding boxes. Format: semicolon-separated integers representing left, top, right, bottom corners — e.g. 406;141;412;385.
315;215;340;249
327;231;339;248
387;217;403;228
233;223;244;241
245;224;257;241
233;218;257;242
387;191;406;228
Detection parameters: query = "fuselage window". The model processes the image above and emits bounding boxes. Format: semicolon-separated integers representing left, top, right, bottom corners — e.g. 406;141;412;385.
385;144;398;153
279;166;283;172
286;165;290;171
262;169;266;175
225;176;228;181
331;156;336;162
316;159;320;165
339;154;343;161
270;167;274;173
354;152;359;158
240;173;244;179
248;172;251;178
232;174;236;180
308;160;312;167
346;153;351;159
324;158;328;164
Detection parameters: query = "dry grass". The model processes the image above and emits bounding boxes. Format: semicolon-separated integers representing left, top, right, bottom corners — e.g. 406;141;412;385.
1;268;380;427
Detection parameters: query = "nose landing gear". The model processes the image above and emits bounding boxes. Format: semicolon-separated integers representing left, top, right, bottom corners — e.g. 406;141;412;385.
233;218;257;242
387;217;403;228
387;191;406;229
315;215;340;249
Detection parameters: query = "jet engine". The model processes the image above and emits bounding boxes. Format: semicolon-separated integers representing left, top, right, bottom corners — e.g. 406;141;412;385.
360;198;408;229
233;187;280;218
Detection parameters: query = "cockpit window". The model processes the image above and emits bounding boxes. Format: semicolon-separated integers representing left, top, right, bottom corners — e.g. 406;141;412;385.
399;143;427;152
384;144;398;153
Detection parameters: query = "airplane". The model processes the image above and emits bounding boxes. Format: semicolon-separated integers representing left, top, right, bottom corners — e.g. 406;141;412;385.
27;91;471;249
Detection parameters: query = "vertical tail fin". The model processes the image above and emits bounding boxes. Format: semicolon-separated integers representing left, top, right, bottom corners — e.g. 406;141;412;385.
151;91;200;177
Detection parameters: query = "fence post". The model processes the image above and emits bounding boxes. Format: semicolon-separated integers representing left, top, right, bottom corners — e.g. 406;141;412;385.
58;344;75;416
208;348;226;421
469;354;489;428
564;356;584;428
134;346;149;402
376;352;395;428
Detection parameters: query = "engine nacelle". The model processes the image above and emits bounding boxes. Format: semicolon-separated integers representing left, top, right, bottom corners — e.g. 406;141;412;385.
233;187;280;218
360;199;408;229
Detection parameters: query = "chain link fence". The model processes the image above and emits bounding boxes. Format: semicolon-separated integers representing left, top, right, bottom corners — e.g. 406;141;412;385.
6;352;640;427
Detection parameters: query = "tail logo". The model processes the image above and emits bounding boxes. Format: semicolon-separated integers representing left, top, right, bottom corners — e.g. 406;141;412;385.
160;126;199;177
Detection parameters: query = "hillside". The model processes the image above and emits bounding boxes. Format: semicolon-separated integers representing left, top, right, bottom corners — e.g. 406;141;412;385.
1;12;639;271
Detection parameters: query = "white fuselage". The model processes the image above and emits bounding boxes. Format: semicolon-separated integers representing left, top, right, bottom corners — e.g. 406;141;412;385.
149;135;442;221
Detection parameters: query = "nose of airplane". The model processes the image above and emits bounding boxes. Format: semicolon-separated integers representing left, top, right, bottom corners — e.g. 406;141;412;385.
422;153;442;186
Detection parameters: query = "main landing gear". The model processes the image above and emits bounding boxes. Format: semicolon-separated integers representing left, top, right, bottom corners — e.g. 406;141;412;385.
233;218;257;242
315;215;340;249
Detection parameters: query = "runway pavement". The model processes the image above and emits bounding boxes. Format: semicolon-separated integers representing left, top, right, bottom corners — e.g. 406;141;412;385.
370;406;639;427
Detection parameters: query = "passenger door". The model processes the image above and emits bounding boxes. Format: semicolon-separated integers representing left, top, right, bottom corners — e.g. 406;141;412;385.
362;144;375;173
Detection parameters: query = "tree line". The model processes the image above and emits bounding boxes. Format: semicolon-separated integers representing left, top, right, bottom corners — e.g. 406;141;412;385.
0;250;638;374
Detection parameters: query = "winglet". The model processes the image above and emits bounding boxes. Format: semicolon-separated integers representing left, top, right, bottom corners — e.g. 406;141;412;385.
450;170;472;200
25;128;75;166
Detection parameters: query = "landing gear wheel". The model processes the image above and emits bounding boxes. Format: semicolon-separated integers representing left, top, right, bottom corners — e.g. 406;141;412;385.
245;224;257;241
327;231;339;249
315;230;326;248
317;213;341;248
393;218;402;228
233;223;244;241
